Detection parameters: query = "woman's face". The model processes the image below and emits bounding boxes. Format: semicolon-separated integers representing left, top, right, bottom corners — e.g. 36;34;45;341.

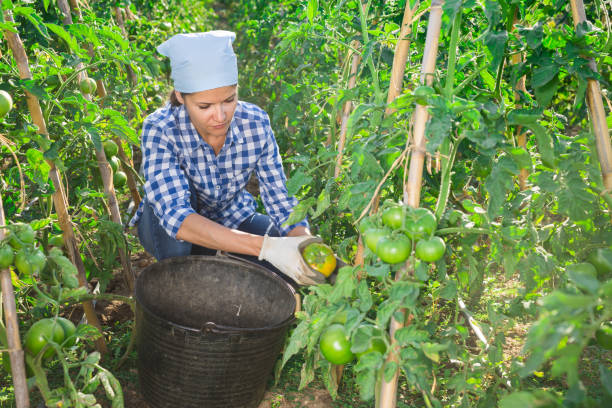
176;85;238;141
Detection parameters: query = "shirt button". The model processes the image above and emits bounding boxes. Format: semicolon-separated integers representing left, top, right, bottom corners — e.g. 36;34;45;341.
215;185;221;190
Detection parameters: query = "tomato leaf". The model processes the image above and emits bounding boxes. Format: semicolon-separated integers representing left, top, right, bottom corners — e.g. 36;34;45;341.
355;368;376;401
383;361;398;383
395;326;428;347
599;364;612;397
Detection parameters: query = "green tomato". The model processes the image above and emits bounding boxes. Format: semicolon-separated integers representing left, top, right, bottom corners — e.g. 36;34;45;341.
356;338;387;359
14;247;46;276
375;235;411;264
79;78;97;95
24;318;65;359
587;248;612;278
363;228;388;252
0;90;13;118
0;244;14;269
8;223;36;249
382;206;404;230
109;155;120;173
413;85;435;105
415;236;446;263
113;171;128;188
103;140;119;158
48;235;64;248
319;324;354;365
56;317;77;347
404;208;437;240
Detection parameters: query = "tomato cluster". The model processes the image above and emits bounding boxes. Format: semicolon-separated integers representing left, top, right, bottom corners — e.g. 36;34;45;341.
359;203;446;266
102;140;128;189
0;223;80;291
0;223;46;276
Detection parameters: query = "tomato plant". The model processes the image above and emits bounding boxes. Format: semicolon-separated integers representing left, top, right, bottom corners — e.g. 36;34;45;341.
587;248;612;278
363;227;388;252
79;78;97;95
381;206;403;230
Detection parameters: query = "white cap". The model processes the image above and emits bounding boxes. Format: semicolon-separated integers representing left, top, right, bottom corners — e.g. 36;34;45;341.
157;31;238;93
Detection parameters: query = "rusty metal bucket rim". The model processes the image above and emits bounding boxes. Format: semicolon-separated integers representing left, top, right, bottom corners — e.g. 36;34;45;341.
135;254;296;334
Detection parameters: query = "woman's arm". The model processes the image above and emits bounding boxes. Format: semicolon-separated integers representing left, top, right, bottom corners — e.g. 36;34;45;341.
176;213;264;256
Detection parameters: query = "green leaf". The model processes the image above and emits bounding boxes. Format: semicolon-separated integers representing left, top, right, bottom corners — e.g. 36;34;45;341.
45;23;79;52
600;364;612;397
509;147;532;170
280;319;309;370
306;0;318;24
531;63;560;89
282;197;315;227
365;263;390;279
440;280;457;300
13;7;50;39
346;104;376;139
485;156;519;218
357;280;373;312
355;368;376;401
389;281;420;307
286;168;312;196
566;264;600;294
311;189;331;219
329;266;356;303
384;361;398;382
484;30;508;70
421;342;448;363
541;291;596;309
534;75;560;108
499;391;561;408
395;326;428;346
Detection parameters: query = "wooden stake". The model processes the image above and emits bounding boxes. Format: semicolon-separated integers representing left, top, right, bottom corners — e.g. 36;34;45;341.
114;7;138;86
385;1;419;116
0;200;29;407
511;11;528;190
2;9;108;354
378;2;445;407
569;0;612;191
334;40;361;179
61;0;135;292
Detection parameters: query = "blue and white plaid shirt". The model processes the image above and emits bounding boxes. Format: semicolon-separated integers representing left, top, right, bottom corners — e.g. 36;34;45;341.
128;100;307;239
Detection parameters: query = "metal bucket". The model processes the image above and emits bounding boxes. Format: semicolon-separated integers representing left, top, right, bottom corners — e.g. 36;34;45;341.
135;255;296;408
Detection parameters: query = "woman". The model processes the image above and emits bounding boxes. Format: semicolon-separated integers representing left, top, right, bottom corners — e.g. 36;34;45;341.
128;31;324;286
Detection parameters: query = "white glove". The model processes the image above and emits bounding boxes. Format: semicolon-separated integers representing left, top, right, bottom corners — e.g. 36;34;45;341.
258;235;326;286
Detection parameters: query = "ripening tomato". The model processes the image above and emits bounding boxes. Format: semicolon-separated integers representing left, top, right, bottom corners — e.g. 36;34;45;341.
14;247;46;276
319;324;354;365
375;235;411;264
415;236;446;263
302;242;336;277
109;155;120;173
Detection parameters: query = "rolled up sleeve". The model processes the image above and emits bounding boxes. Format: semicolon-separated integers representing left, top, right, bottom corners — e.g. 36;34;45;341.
256;119;309;236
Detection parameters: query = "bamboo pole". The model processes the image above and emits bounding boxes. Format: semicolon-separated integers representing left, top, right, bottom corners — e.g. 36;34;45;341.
60;0;135;292
378;2;445;407
385;1;419;116
569;0;612;192
511;11;528;190
334;40;361;179
114;7;138;86
0;201;29;407
2;9;108;354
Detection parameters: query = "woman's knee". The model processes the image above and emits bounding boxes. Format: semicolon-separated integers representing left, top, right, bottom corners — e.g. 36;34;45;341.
137;201;192;260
